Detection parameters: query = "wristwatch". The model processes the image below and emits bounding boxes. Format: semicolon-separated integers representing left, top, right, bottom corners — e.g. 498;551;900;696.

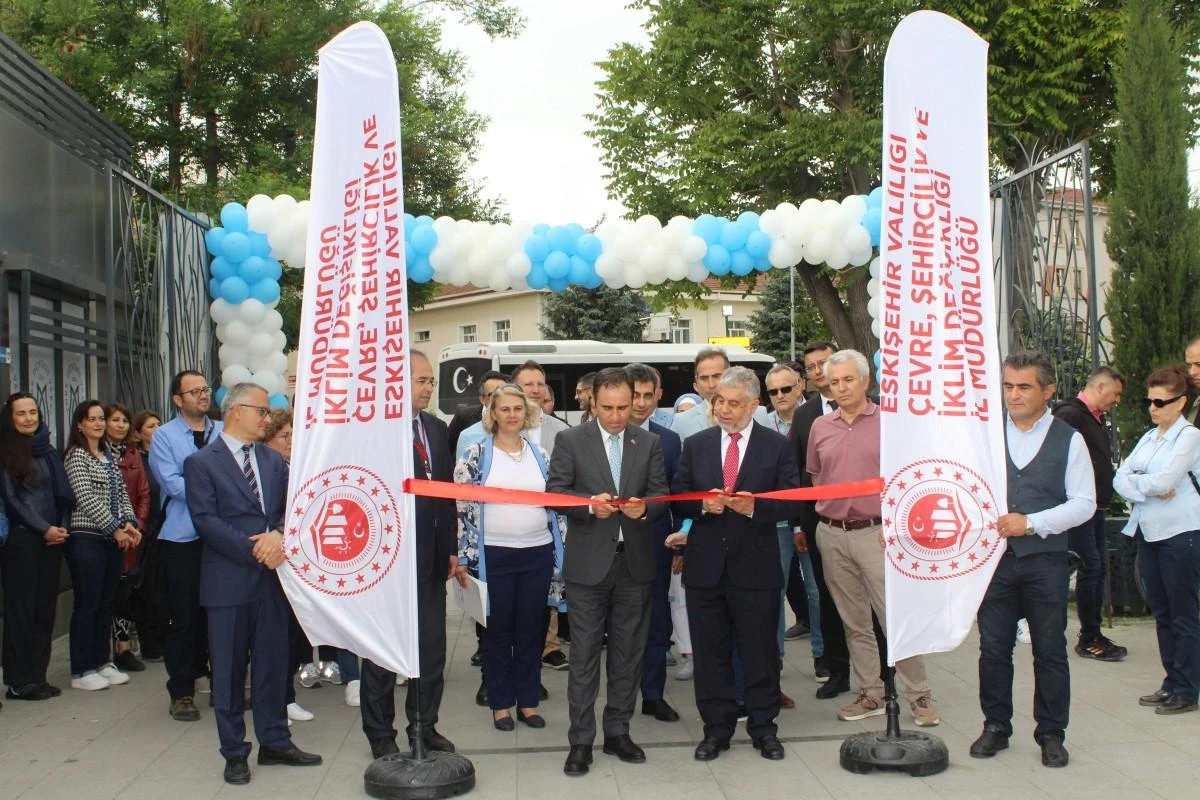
1024;518;1035;536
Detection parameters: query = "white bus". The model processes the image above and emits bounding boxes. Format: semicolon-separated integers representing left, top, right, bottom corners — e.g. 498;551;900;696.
436;340;778;423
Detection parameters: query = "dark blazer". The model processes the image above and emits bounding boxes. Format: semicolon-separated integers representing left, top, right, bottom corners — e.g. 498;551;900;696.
789;394;831;534
414;410;457;583
546;420;669;585
674;422;802;591
1052;397;1115;510
184;438;288;608
447;404;483;457
648;420;681;538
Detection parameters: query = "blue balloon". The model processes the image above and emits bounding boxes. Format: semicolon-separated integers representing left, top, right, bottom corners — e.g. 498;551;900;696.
204;227;227;257
250;278;280;304
730;250;754;276
248;231;271;259
265;259;283;281
703;243;731;275
220;202;249;232
210;256;235;282
867;186;884;209
736;211;761;228
403;213;416;234
873;350;882;369
526;263;549;290
575;233;602;262
409;256;434;283
862;207;883;247
416;215;434;227
546;226;573;254
565;222;586;240
269;393;290;410
745;230;772;259
214;386;228;406
410;225;438;255
533;222;551;235
209;278;221;299
239;256;269;283
547;276;570;293
568;255;593;284
583;272;604;290
692;214;722;244
221;232;251;264
544;251;571;279
719;221;750;251
220;276;250;304
524;234;550;262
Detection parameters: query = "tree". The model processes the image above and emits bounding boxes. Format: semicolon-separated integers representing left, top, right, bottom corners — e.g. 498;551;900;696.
588;1;1200;353
747;268;831;363
540;287;649;342
1104;0;1199;449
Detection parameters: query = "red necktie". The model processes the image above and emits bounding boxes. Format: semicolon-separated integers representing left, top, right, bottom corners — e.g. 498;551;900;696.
723;431;742;492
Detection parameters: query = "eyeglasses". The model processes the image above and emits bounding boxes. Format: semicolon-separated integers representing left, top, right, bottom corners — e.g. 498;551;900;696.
238;403;272;418
178;386;212;398
1143;394;1186;408
767;385;796;397
804;360;829;374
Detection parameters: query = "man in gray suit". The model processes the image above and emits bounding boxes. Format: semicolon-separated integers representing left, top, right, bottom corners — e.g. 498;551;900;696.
547;368;669;776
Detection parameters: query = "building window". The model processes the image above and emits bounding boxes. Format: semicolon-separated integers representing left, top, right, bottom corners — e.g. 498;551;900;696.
459;324;477;343
493;319;511;342
670;318;692;344
727;318;749;337
414;330;431;343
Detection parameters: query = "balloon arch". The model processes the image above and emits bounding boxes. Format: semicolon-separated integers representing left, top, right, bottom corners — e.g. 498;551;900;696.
203;189;888;406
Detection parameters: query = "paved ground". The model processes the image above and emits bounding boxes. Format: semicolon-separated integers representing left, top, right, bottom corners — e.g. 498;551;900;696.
2;604;1197;799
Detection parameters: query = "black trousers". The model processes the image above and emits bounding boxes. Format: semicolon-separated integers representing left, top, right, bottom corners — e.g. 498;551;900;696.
0;525;63;690
162;540;209;700
807;527;850;677
688;575;781;742
360;577;447;744
640;530;675;701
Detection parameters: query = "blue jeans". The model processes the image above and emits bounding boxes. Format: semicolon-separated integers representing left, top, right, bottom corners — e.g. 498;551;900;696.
776;525;823;658
64;534;123;676
1068;511;1106;640
1138;530;1200;703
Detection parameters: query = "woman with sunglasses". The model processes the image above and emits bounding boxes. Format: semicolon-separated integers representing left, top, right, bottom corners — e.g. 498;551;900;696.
453;383;565;731
1113;365;1200;715
63;400;142;690
0;393;75;701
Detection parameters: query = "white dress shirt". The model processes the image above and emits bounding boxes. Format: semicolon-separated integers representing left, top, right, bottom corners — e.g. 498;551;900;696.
1005;409;1095;537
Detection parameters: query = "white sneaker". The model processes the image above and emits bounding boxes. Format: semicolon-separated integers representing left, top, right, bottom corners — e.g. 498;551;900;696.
97;663;130;685
1016;619;1032;645
675;655;694;681
345;679;361;707
71;672;110;691
287;701;314;721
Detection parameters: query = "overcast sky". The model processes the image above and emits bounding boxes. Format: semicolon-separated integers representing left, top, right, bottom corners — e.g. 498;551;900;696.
436;1;648;226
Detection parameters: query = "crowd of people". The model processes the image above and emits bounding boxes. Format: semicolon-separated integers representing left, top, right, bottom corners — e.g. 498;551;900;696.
2;337;1199;784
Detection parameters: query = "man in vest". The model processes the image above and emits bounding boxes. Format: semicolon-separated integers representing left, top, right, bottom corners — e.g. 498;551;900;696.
971;351;1096;768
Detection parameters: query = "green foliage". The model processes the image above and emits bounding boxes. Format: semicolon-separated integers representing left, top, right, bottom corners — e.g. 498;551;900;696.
539;287;649;343
1104;0;1200;452
746;268;831;363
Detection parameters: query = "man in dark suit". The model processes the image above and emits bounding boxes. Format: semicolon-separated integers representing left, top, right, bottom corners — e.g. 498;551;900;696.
361;349;458;758
627;363;682;723
547;367;669;776
447;369;509;455
670;366;800;762
185;383;321;785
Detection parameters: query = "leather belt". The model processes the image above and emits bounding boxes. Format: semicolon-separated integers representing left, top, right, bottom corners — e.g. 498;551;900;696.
819;516;883;531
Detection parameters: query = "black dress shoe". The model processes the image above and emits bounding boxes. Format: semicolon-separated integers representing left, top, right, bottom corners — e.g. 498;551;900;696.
1139;688;1172;706
256;745;323;766
493;712;515;732
969;727;1010;758
1040;737;1068;767
517;709;546;728
224;756;251;785
1155;695;1199;715
602;734;646;763
816;675;850;699
641;698;680;722
114;650;146;672
370;737;400;759
423;729;457;751
754;735;786;760
563;744;593;776
475;681;488;707
40;683;62;698
470;647;483;667
539;683;549;701
694;736;730;761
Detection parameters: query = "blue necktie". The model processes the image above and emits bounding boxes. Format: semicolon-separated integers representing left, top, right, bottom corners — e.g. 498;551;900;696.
607;433;622;493
240;444;261;504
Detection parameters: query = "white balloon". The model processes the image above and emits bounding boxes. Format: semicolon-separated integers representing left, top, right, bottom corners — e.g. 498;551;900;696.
759;208;786;238
768;240;800;269
487;271;510;293
219;344;249;368
869;255;882;278
805;229;832;265
246;195;278;234
223;320;251;345
797;198;821;219
215;323;227;343
262;309;284;331
667;215;692;232
447;265;470;286
776;201;799;216
271;331;288;352
839;195;868;227
782;214;810;244
867;297;879;318
614;233;641;262
848;246;874;268
248;331;276;356
255;372;285;396
624;265;647;288
210;298;237;325
238;298;267;325
685;262;710;284
844;224;871;254
870;317;882;338
222;364;253;388
594;252;622;279
679;235;707;263
635;214;661;234
262;351;289;375
867;277;880;298
432;216;457;236
603;274;627;289
506;252;532;279
826;244;850;271
665;254;689;281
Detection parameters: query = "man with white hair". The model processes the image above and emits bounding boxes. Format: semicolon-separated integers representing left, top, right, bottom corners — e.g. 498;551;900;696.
807;349;939;728
670;367;801;762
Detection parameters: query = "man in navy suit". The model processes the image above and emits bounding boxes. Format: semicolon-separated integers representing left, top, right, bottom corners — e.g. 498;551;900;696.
185;383;321;785
627;363;682;723
670;366;801;762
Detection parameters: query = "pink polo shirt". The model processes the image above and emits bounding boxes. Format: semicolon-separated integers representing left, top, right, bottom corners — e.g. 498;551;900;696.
807;401;882;520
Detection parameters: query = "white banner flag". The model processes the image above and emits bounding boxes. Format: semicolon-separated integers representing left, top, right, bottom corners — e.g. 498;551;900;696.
280;22;419;677
880;11;1004;663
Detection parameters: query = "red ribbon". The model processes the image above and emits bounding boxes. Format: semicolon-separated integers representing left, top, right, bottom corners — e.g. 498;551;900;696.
403;477;884;507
